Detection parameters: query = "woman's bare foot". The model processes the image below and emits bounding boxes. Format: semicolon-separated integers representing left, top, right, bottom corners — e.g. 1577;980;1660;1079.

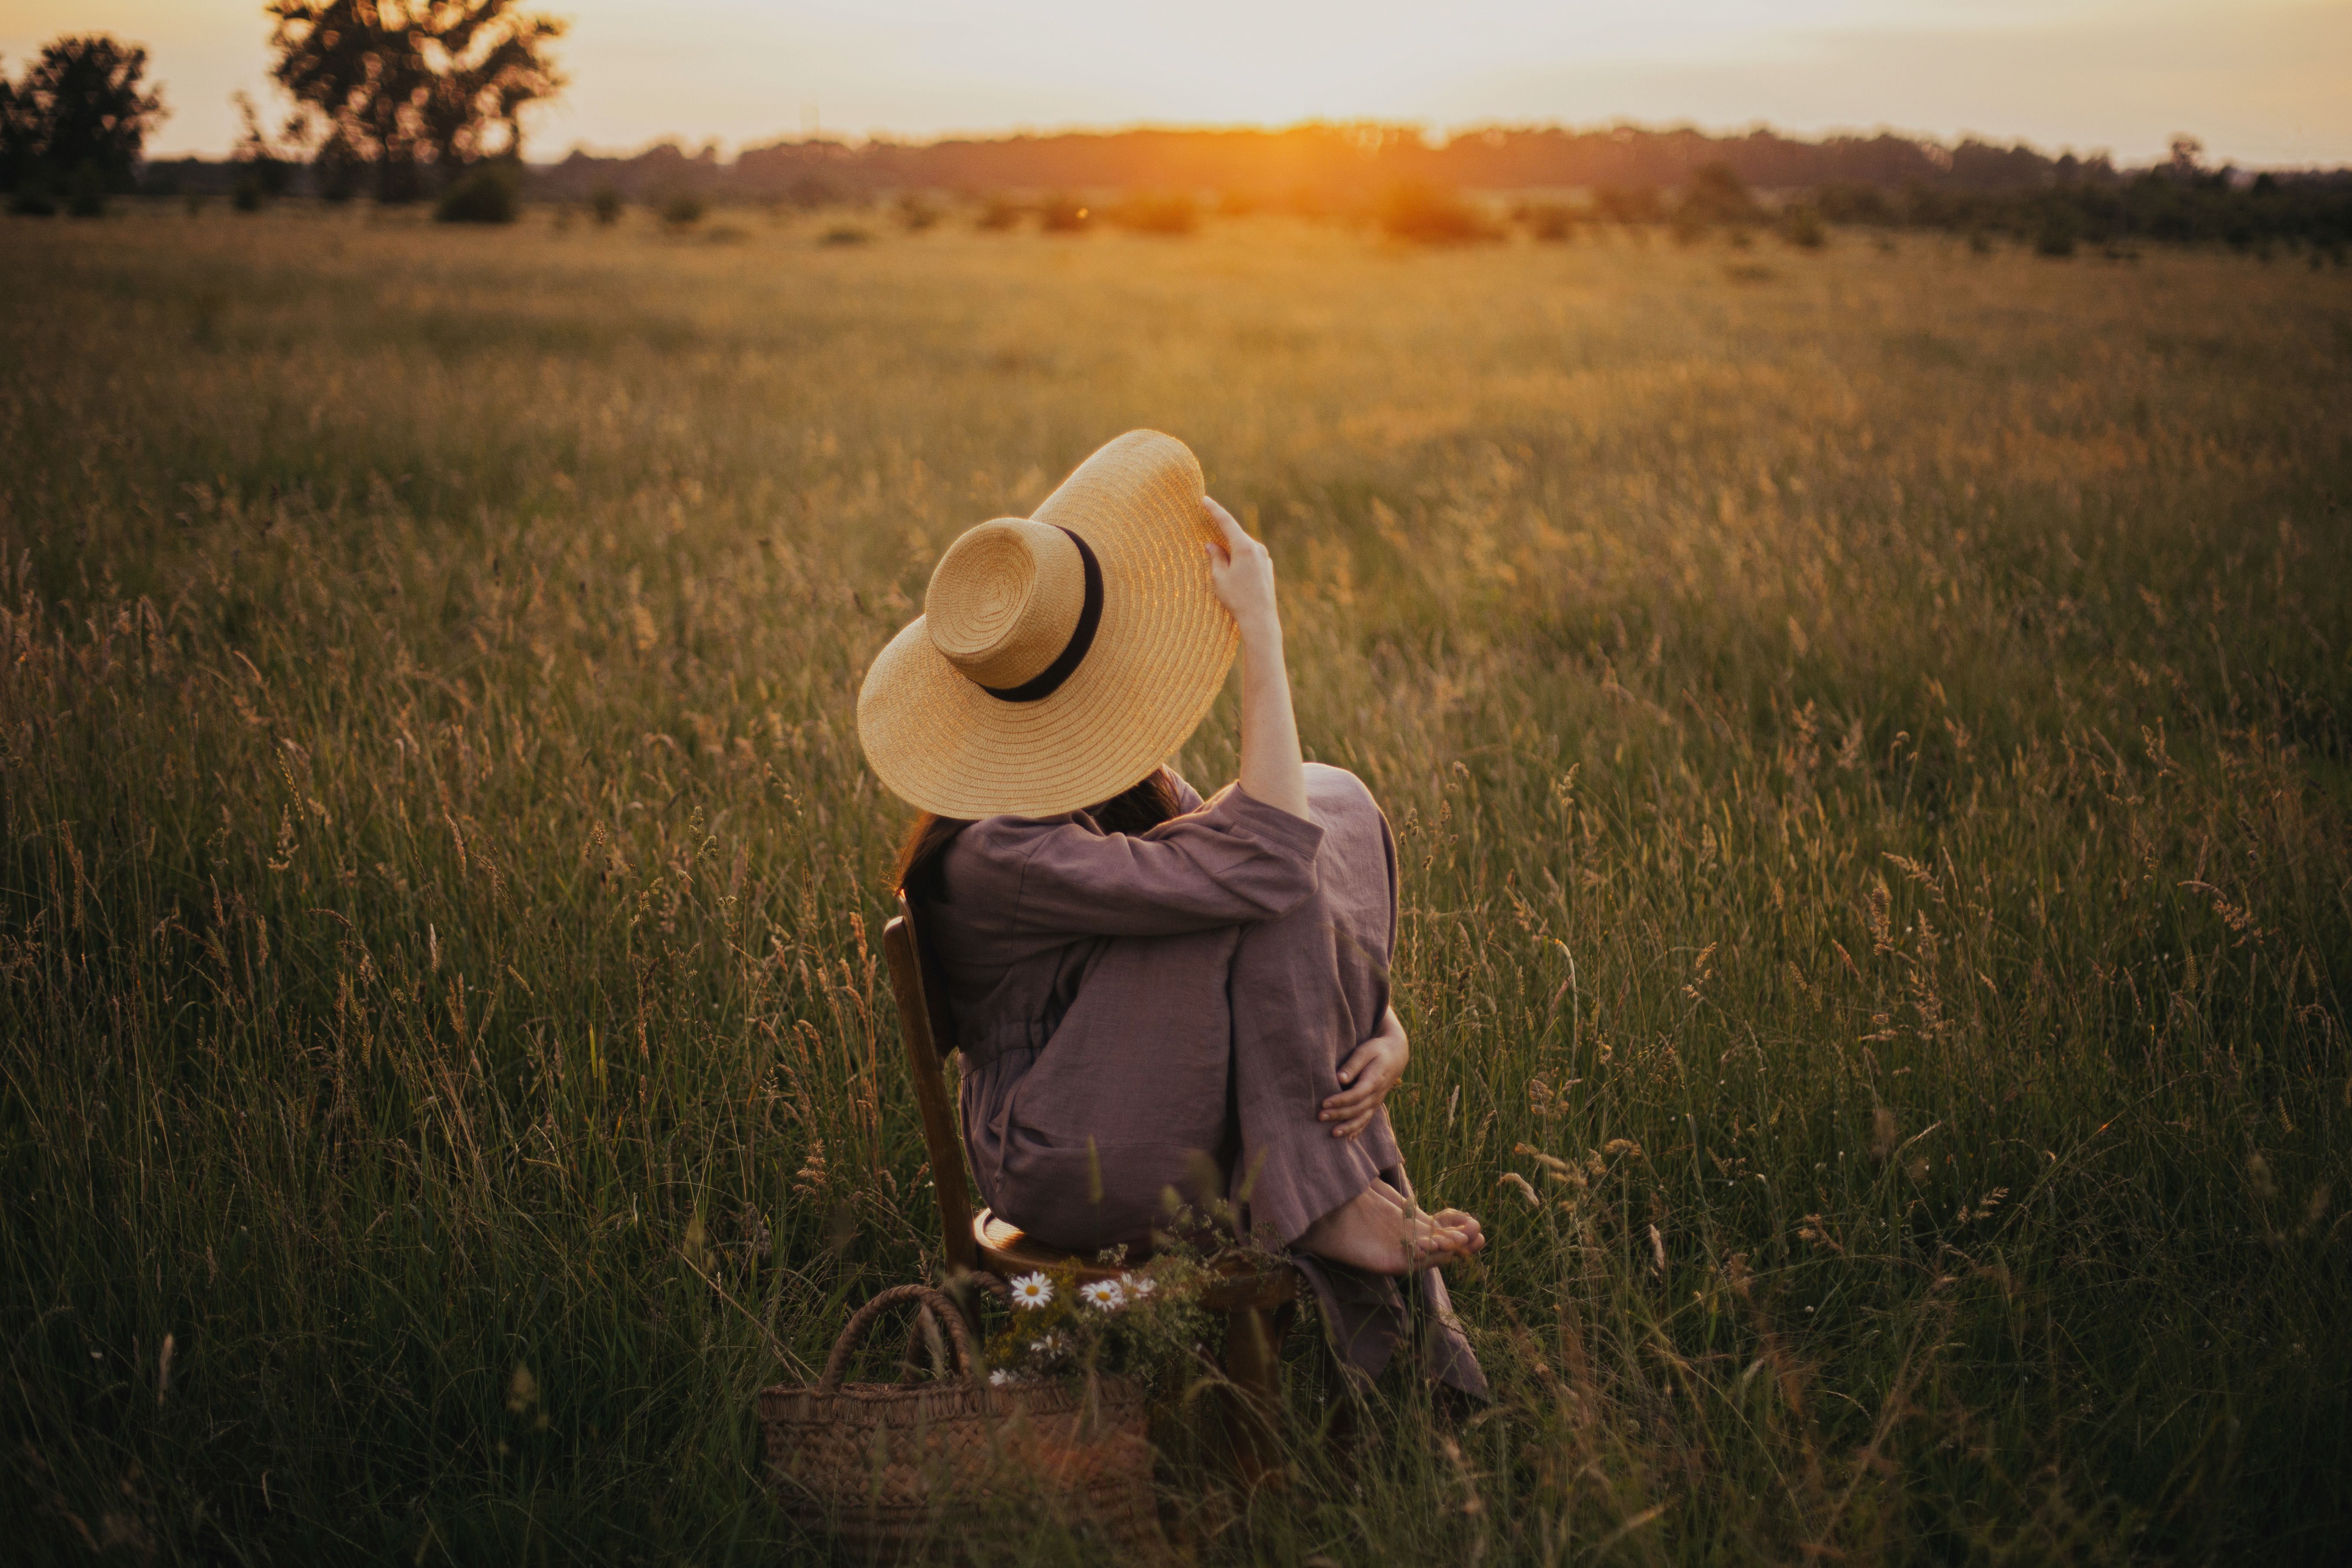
1297;1181;1485;1274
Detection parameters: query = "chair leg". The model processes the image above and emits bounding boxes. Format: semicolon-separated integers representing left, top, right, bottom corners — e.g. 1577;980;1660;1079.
939;1266;989;1345
1221;1301;1293;1490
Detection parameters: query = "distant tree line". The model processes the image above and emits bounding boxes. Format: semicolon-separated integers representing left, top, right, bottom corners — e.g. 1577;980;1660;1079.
1807;141;2352;256
521;124;2352;254
526;122;2335;207
12;24;2349;257
116;121;2352;257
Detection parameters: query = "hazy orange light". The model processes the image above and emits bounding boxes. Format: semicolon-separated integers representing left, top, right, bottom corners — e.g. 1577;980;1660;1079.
3;0;2345;165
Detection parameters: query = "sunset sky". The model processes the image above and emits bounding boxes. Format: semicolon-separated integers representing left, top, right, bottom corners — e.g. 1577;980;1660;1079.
6;0;2347;166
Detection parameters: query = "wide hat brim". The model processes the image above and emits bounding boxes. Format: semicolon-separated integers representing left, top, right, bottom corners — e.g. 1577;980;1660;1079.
856;430;1238;820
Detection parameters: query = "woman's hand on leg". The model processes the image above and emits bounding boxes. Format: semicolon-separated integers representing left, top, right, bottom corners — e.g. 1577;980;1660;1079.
1322;1005;1408;1138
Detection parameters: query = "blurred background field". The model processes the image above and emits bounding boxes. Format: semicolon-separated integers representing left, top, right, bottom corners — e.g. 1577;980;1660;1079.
3;205;2349;1563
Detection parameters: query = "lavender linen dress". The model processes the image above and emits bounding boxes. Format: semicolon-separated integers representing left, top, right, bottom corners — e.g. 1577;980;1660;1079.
922;762;1484;1395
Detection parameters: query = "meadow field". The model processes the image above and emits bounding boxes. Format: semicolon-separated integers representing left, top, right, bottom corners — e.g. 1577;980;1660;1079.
3;203;2348;1564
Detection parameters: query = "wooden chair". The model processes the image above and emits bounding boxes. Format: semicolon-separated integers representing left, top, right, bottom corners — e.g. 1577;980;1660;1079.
881;892;1298;1487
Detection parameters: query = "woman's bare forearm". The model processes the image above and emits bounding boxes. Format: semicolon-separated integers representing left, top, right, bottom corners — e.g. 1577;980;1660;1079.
1235;616;1309;819
1203;497;1310;821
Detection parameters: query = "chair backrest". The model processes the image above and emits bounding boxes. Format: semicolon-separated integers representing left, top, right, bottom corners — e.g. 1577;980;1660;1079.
881;891;977;1273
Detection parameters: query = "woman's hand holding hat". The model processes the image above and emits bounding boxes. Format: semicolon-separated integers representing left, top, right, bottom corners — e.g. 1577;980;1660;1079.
1203;496;1279;644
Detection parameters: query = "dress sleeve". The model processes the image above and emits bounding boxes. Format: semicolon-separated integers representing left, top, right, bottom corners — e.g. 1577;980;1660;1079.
986;783;1325;939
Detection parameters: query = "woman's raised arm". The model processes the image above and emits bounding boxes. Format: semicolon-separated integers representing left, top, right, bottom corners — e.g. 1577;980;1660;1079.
1204;497;1310;821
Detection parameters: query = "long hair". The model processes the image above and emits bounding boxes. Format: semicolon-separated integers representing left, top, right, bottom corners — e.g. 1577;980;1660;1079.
894;766;1184;904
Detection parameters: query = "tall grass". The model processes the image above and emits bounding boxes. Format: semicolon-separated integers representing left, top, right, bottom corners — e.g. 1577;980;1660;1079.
3;205;2347;1564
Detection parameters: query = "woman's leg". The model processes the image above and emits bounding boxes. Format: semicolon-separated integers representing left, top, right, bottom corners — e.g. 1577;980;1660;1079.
1227;765;1468;1262
985;924;1243;1251
991;763;1476;1266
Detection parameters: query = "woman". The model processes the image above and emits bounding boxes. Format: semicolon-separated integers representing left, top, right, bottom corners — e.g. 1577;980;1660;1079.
857;430;1484;1391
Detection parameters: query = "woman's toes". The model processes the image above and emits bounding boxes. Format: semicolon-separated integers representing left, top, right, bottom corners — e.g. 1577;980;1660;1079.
1430;1209;1485;1254
1410;1230;1466;1265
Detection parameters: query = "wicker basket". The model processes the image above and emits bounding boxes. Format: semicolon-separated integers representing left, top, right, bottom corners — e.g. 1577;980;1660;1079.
757;1283;1163;1561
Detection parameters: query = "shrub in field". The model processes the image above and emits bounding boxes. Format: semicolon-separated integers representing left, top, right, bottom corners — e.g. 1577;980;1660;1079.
786;173;844;210
1108;190;1198;235
659;189;704;227
895;191;940;231
974;192;1023;230
2035;204;2079;257
1682;160;1762;226
1779;201;1827;249
1816;181;1896;226
435;161;521;224
1038;191;1091;232
1592;183;1661;225
8;173;59;215
1377;180;1501;244
1515;200;1577;241
819;224;871;246
589;182;622;225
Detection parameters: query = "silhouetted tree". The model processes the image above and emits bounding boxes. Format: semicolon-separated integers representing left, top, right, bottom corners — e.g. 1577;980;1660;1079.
0;68;30;194
229;90;297;207
0;36;167;200
266;1;564;203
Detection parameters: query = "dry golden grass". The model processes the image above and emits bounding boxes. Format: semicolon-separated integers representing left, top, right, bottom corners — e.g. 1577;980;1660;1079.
3;202;2348;1563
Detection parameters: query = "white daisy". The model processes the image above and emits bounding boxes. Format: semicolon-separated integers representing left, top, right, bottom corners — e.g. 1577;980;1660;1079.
1120;1272;1156;1300
1007;1273;1053;1309
1079;1278;1127;1311
988;1368;1016;1386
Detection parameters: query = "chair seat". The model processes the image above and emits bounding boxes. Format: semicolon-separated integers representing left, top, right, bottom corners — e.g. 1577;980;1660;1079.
972;1208;1297;1312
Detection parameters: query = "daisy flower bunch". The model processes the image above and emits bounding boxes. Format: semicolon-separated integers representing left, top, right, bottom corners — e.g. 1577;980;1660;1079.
979;1250;1216;1388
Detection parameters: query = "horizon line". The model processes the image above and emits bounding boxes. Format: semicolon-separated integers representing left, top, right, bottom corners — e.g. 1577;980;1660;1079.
145;113;2338;174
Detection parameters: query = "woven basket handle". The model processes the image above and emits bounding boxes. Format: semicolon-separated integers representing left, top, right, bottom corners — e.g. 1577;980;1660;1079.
820;1283;984;1392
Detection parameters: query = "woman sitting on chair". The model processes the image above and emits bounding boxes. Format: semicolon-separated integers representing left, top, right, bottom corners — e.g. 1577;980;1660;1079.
856;431;1485;1393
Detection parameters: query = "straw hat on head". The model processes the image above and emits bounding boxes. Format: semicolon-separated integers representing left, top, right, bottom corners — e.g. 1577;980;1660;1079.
856;430;1238;821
